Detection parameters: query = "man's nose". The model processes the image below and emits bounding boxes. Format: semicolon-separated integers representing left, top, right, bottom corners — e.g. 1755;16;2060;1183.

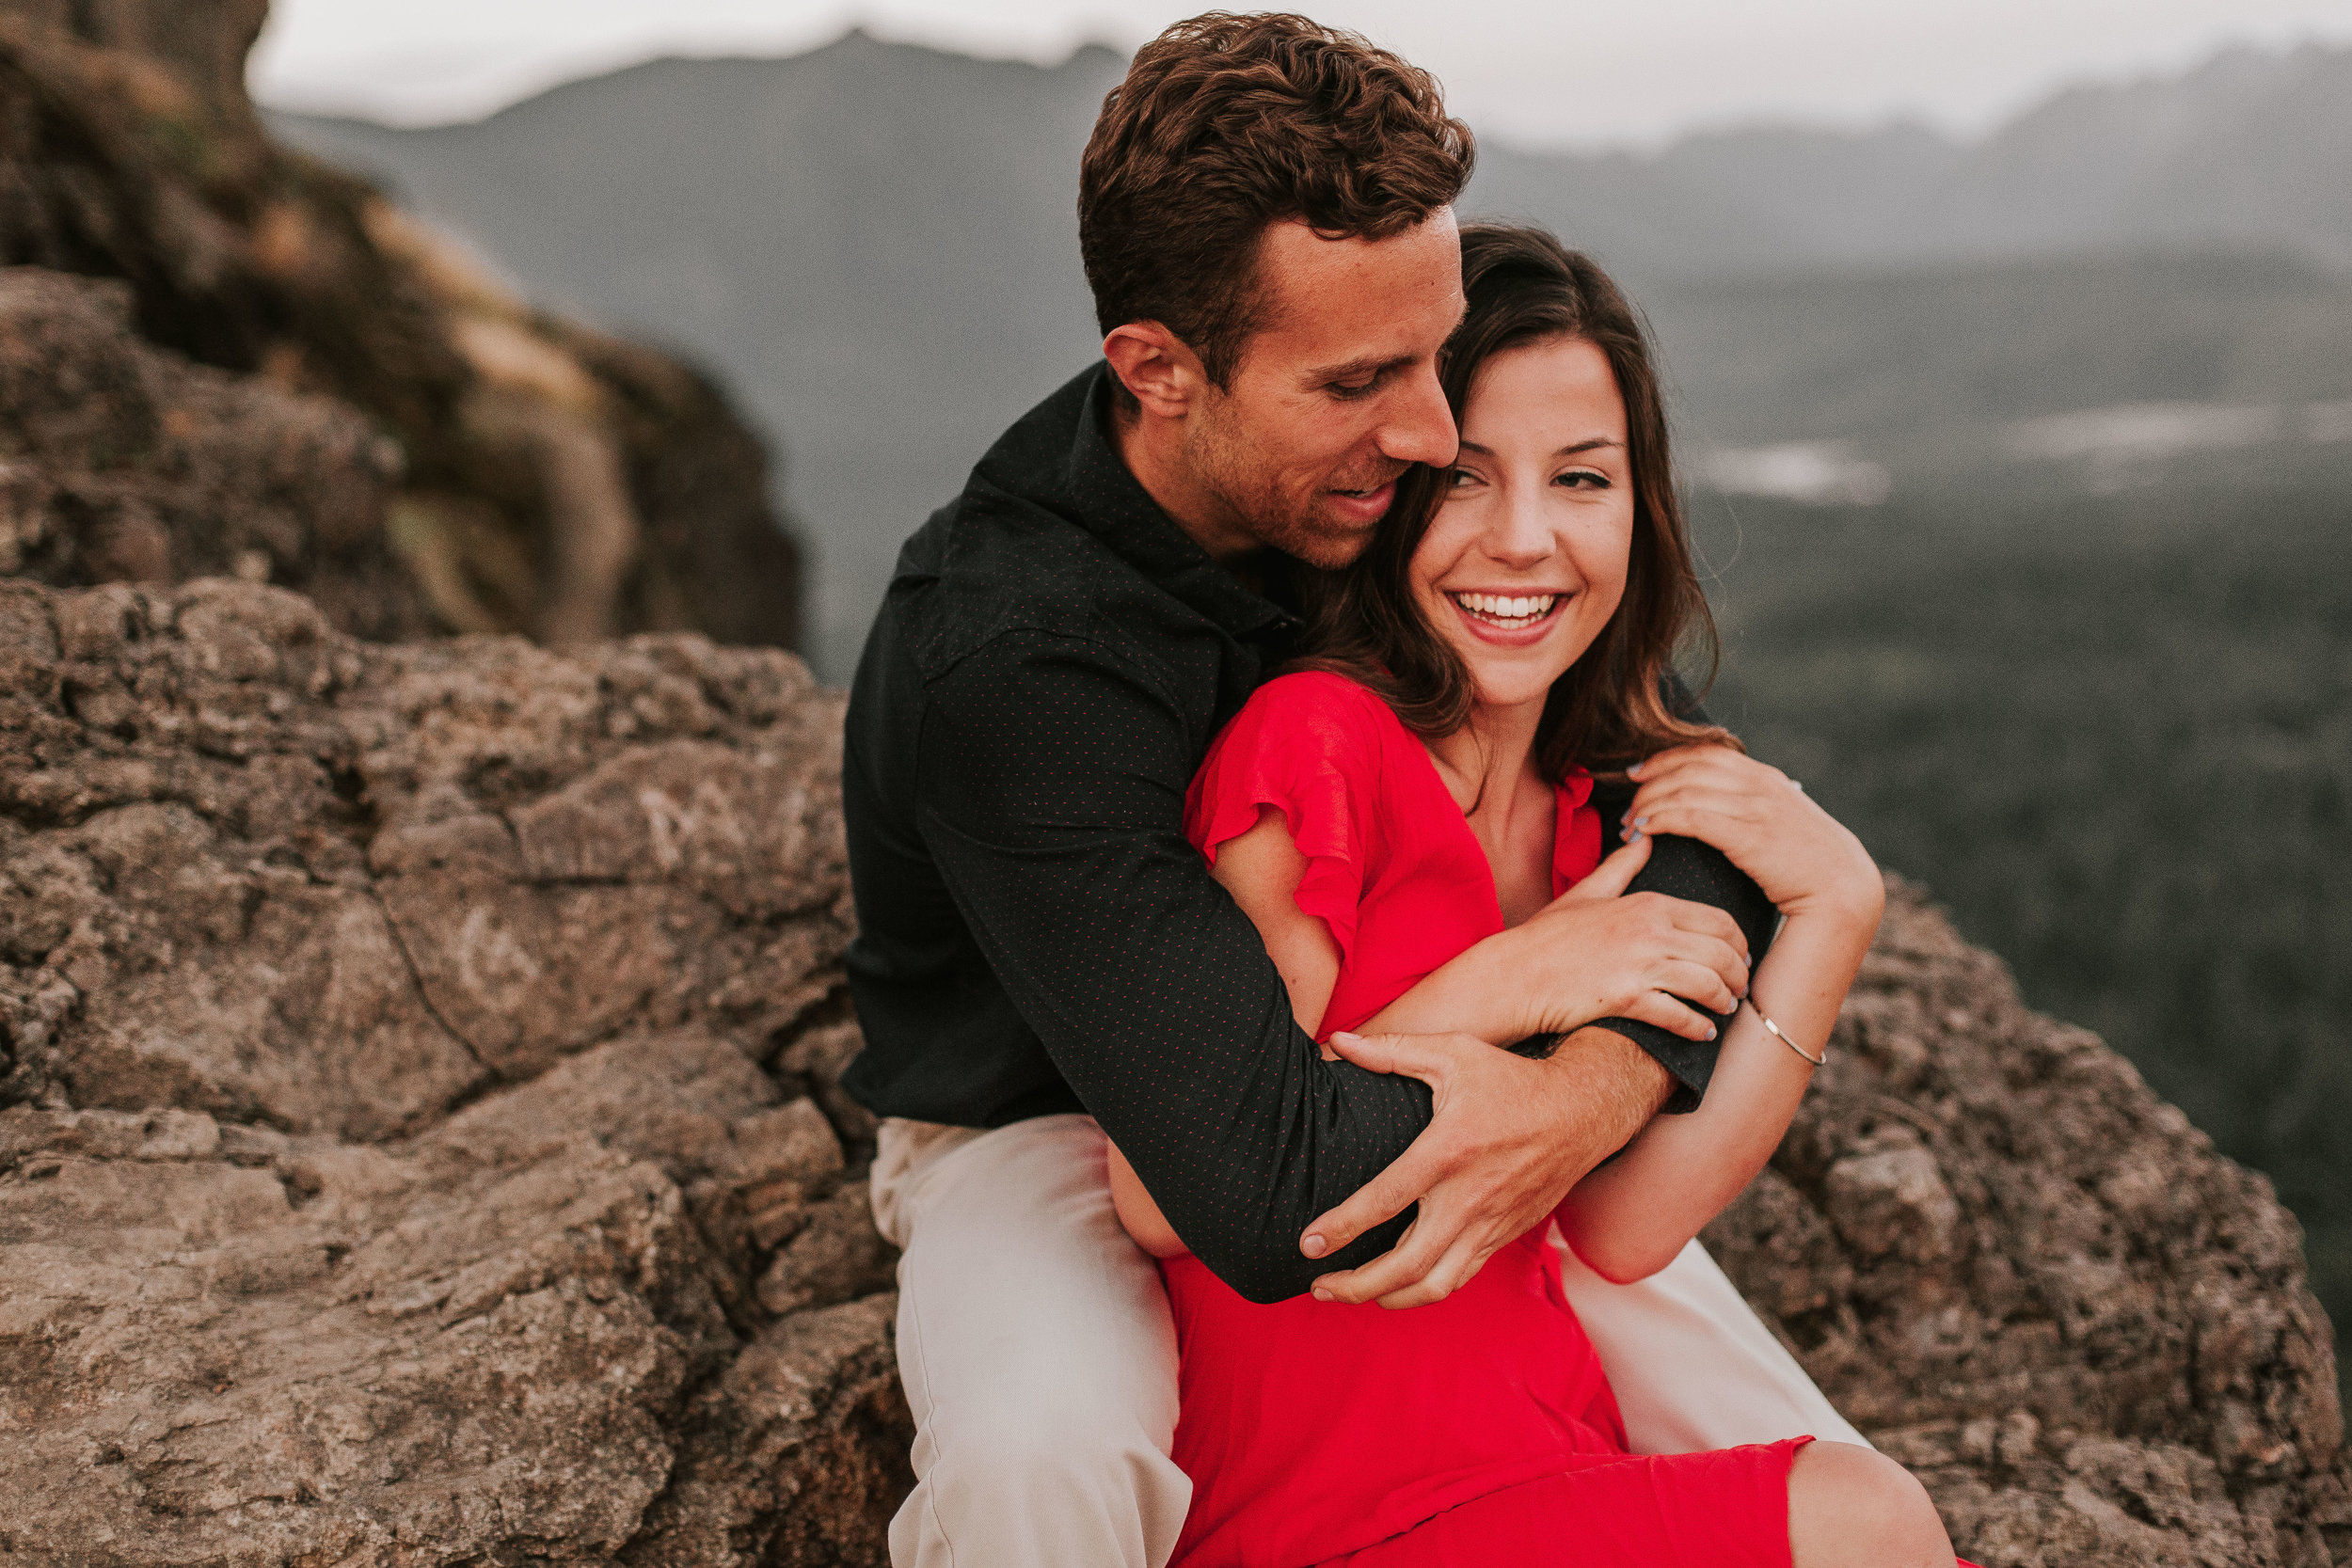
1375;363;1456;468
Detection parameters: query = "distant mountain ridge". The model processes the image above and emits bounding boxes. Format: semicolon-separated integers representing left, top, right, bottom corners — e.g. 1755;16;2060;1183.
1470;42;2352;277
273;31;2352;677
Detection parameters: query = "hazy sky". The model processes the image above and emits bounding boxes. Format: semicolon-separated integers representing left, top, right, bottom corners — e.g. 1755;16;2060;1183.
253;0;2352;146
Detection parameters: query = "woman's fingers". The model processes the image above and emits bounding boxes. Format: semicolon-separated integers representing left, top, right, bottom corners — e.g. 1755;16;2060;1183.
1662;925;1750;996
1618;989;1724;1041
1660;957;1740;1017
1557;832;1653;902
1625;785;1772;849
1663;898;1749;961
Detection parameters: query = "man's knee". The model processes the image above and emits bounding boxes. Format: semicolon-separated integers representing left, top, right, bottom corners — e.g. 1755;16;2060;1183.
926;1385;1175;1497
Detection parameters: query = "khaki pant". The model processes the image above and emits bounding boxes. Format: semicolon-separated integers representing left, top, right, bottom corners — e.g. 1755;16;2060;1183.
871;1113;1864;1568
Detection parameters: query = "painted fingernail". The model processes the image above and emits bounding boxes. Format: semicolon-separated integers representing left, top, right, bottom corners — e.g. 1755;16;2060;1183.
1626;828;1643;843
1628;760;1645;777
1301;1233;1328;1258
1631;816;1648;830
1706;1024;1719;1039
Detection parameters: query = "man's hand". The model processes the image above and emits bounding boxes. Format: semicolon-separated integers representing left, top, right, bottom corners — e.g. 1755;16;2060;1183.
1298;1025;1675;1307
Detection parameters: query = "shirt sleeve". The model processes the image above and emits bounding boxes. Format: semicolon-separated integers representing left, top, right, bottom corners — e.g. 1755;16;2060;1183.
1574;674;1780;1112
914;629;1430;1303
1184;673;1373;974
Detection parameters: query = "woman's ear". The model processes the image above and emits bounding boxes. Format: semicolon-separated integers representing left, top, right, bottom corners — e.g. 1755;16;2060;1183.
1103;322;1206;420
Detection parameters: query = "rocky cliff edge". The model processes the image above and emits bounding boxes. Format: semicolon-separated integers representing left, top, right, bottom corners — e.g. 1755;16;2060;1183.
0;577;2344;1565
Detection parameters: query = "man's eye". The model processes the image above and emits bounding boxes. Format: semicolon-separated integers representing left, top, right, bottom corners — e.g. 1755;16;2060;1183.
1328;376;1378;400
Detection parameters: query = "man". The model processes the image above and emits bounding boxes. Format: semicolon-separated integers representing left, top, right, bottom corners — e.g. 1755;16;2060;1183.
842;15;1857;1567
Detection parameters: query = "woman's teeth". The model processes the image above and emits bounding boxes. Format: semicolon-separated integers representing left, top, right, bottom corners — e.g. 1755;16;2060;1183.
1450;592;1557;628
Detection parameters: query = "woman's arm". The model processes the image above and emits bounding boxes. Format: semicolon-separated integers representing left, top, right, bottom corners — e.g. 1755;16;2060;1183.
1108;807;1343;1255
1110;800;1764;1256
1355;833;1749;1047
1552;746;1885;1282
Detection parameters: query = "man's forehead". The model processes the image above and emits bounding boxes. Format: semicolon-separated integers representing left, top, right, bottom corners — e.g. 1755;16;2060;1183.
1248;212;1465;363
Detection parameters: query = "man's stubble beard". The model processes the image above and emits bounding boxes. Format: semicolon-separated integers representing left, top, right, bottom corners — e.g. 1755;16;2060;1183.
1187;393;1379;571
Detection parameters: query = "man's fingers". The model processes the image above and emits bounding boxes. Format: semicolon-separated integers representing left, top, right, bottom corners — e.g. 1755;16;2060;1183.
1311;1212;1456;1304
1323;1029;1456;1085
1299;1141;1445;1259
1374;1232;1501;1310
1559;831;1651;900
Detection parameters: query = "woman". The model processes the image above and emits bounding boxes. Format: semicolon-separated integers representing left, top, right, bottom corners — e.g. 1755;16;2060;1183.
1107;227;1963;1567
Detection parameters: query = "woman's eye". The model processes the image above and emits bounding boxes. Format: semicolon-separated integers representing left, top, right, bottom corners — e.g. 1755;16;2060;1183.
1445;467;1481;489
1555;469;1610;489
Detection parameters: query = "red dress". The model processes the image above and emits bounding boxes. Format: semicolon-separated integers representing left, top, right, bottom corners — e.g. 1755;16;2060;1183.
1163;671;1810;1568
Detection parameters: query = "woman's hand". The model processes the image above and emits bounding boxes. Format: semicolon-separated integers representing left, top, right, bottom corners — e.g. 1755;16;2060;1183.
1622;745;1883;925
1498;832;1752;1042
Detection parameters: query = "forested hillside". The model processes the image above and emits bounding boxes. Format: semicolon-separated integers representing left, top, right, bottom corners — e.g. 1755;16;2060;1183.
1695;472;2352;1394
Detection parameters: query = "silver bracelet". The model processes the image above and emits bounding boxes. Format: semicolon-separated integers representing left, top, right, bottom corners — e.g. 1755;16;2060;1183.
1747;998;1825;1066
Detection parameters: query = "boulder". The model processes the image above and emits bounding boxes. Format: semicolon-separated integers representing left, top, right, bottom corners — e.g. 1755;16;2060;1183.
0;576;2343;1564
0;0;801;650
1;578;889;1565
1702;890;2350;1564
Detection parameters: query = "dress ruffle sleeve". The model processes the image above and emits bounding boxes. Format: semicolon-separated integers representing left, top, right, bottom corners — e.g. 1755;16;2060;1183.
1184;673;1376;971
1551;768;1605;895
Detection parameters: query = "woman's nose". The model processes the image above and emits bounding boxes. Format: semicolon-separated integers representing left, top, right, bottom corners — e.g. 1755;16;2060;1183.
1483;494;1555;567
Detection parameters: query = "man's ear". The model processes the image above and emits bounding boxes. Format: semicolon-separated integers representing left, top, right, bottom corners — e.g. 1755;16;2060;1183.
1103;322;1206;420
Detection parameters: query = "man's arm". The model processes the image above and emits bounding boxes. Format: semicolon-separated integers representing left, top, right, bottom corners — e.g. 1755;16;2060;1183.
914;629;1431;1303
915;632;1770;1303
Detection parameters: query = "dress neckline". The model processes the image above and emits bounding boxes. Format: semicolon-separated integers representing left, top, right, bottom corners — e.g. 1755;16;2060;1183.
1358;699;1595;925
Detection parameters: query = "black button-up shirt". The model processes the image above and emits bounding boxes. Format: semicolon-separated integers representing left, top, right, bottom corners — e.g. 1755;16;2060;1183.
841;364;1768;1303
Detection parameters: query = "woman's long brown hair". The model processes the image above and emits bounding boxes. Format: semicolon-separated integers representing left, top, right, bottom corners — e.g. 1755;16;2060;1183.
1286;223;1734;781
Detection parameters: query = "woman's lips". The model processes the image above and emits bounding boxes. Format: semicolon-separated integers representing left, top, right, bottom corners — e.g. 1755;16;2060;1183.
1444;590;1567;646
1325;481;1397;524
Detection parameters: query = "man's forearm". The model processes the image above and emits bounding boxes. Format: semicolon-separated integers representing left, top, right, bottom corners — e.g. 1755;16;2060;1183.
1549;1024;1677;1164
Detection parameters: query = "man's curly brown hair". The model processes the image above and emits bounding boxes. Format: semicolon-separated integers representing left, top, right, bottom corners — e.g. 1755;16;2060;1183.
1079;13;1475;401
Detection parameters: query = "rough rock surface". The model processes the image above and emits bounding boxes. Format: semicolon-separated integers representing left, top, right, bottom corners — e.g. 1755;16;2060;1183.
1;578;894;1565
0;577;2344;1565
0;0;801;650
1701;906;2349;1564
0;267;424;640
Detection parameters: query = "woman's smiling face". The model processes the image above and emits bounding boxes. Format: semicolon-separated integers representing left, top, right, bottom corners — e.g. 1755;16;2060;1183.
1410;334;1635;714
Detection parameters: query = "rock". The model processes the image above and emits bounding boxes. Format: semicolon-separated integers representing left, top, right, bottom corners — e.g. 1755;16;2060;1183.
758;1186;901;1317
0;578;880;1563
0;576;2343;1564
0;1;802;650
0;268;425;639
1703;880;2350;1564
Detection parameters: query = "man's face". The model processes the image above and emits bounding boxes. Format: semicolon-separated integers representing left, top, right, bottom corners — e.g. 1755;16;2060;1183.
1184;211;1466;569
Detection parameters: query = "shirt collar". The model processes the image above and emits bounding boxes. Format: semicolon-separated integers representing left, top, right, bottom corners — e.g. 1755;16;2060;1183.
1064;365;1298;643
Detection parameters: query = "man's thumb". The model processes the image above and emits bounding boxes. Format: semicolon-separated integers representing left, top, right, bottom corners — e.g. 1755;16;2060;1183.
1564;831;1653;900
1325;1030;1400;1073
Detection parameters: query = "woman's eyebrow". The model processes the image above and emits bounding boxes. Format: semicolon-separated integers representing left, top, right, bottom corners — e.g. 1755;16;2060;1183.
1454;437;1624;457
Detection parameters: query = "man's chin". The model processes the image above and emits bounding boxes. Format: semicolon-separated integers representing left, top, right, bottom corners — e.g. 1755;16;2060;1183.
1255;510;1376;570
